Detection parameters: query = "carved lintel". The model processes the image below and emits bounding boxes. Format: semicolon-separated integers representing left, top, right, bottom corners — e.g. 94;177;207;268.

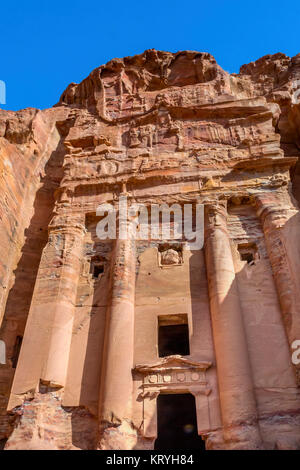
133;355;212;374
134;356;213;404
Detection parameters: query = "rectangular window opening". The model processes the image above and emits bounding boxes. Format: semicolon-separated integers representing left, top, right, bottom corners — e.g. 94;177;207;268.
90;256;105;279
158;314;190;357
92;264;104;279
237;242;258;265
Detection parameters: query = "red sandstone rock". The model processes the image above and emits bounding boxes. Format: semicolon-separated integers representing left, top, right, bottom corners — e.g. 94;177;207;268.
0;50;300;450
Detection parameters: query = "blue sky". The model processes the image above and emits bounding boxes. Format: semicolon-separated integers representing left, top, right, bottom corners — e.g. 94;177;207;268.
1;0;299;111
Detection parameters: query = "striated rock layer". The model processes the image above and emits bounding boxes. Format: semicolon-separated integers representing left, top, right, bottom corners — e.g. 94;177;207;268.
1;50;300;449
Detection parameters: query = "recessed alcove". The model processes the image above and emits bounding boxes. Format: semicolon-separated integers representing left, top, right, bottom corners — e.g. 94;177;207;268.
158;314;189;357
158;243;183;266
91;264;104;279
237;242;258;265
90;256;105;279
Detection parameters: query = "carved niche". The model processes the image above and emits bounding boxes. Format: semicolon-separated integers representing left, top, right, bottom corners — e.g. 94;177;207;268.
158;244;183;267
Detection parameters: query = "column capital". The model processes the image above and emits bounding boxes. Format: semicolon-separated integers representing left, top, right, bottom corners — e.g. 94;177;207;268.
49;214;86;235
116;210;139;241
205;200;227;218
252;193;291;228
204;201;228;236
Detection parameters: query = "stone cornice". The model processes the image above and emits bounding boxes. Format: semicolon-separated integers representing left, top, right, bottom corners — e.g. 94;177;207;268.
133;355;212;374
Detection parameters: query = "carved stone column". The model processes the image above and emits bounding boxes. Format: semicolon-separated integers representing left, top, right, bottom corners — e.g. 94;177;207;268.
254;192;300;384
8;216;85;407
40;218;86;387
204;202;262;449
98;219;136;448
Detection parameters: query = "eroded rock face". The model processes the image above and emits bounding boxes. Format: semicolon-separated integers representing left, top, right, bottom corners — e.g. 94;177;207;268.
160;249;181;265
1;50;300;450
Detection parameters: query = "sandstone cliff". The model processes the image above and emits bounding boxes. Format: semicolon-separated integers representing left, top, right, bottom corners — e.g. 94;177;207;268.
0;50;300;450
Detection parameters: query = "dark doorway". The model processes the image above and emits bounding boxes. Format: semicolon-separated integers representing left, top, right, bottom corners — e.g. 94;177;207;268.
154;393;205;450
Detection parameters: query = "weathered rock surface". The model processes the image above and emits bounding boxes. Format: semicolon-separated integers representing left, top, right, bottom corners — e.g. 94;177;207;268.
0;50;300;450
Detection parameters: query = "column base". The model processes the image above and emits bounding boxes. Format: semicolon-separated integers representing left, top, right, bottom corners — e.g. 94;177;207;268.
98;419;139;450
4;389;98;450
